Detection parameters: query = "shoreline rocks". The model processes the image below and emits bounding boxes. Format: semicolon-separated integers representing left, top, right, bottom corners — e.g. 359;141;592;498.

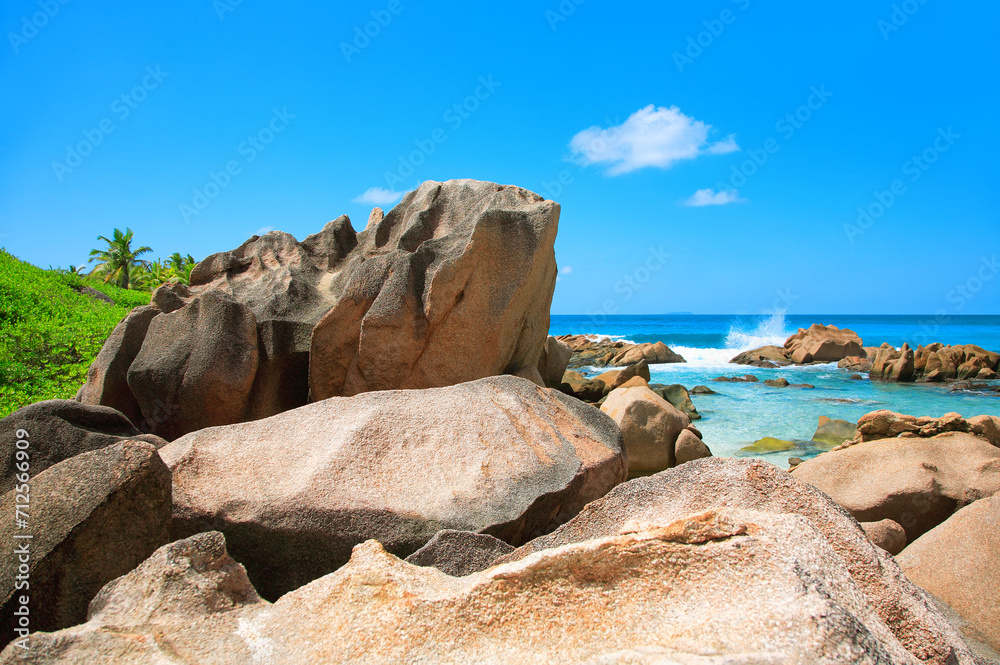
160;376;626;600
556;335;685;369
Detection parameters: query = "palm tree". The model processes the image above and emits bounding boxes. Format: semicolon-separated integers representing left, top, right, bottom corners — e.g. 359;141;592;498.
146;259;173;286
88;228;152;290
167;252;196;285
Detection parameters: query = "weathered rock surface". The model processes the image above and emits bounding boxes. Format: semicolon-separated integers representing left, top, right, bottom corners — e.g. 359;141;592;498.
498;457;977;665
712;374;758;382
839;355;873;372
0;400;165;493
160;376;626;600
861;518;907;555
557;335;685;368
812;415;858;448
600;385;691;476
535;335;572;388
77;180;561;438
310;180;558;400
557;370;606;402
870;342;916;382
690;384;716;394
4;509;964;665
649;383;700;420
673;428;712;465
764;377;790;387
593;360;649;391
792;432;1000;541
730;344;789;366
898;494;1000;657
837;410;1000;449
0;441;171;648
403;529;514;576
784;323;865;364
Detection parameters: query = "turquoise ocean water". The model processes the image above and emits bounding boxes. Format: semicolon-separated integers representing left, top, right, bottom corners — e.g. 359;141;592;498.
549;314;1000;462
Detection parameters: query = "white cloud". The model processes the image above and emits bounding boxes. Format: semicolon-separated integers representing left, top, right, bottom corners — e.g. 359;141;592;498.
560;266;573;275
253;225;275;236
684;188;745;207
569;105;739;176
353;187;405;206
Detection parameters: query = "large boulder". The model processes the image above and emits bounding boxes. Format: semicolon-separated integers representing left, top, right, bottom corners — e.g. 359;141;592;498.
160;376;626;600
608;341;684;366
730;344;789;366
649;383;700;420
74;305;159;425
0;441;171;648
916;343;1000;382
403;529;514;576
535;335;572;388
870;342;916;382
557;370;606;402
77;180;561;439
593;360;649;391
898;494;1000;658
309;180;558;400
599;385;691;476
0;400;165;493
497;457;976;665
838;410;1000;448
5;510;961;664
792;432;1000;541
0;532;267;664
784;323;864;364
126;291;259;440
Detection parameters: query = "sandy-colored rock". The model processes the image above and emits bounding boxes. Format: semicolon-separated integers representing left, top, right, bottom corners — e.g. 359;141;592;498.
310;180;558;399
600;385;690;475
403;529;514;576
870;343;916;382
558;370;606;402
616;375;648;389
730;345;789;366
535;336;572;388
0;441;171;648
764;377;790;387
861;518;907;555
0;400;165;493
497;458;975;665
898;494;1000;656
840;410;997;448
160;376;626;600
838;355;873;372
608;341;684;365
673;428;712;465
784;323;864;364
510;364;545;387
594;360;649;391
5;510;955;664
793;432;1000;540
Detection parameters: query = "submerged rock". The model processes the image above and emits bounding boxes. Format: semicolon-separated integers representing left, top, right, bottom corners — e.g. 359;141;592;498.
811;415;857;448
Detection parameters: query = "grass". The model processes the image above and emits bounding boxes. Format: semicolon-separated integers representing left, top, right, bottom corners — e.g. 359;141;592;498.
0;249;151;417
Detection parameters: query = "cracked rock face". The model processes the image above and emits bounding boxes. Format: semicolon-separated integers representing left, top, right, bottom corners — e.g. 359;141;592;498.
1;509;951;664
159;375;626;600
76;180;559;440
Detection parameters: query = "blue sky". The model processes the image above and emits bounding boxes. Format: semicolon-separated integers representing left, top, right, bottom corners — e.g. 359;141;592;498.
1;0;997;315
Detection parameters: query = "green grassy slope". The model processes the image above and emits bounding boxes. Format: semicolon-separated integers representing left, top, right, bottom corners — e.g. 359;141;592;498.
0;250;150;417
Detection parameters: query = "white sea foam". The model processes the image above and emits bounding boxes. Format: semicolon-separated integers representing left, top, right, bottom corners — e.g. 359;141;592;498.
724;311;792;351
669;346;742;366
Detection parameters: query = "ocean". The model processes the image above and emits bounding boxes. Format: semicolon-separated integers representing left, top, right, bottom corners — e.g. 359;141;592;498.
549;314;1000;462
